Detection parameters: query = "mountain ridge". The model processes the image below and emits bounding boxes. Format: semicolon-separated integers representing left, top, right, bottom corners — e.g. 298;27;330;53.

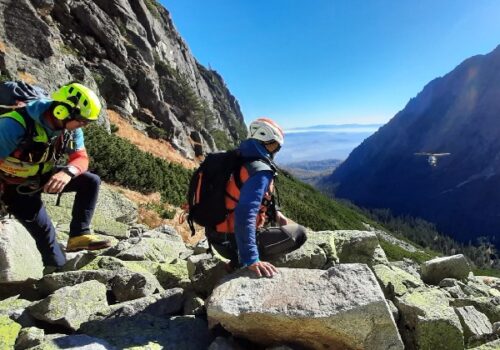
325;44;500;245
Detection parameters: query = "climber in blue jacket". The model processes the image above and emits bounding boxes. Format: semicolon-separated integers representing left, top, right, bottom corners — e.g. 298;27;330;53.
206;118;307;277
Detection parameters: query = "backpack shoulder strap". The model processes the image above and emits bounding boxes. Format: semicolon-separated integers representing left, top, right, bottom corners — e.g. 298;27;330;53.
0;108;35;137
243;158;277;177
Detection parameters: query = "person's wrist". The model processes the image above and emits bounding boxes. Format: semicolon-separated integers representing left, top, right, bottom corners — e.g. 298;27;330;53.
61;166;77;178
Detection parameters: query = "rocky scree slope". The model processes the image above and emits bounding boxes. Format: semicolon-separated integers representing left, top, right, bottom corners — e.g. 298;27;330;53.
325;45;500;244
0;0;246;158
1;188;500;349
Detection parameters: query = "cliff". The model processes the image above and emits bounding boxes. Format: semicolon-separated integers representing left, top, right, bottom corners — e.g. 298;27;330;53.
0;0;246;158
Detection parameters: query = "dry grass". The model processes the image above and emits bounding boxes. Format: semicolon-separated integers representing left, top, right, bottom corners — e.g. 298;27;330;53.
17;71;37;84
107;110;198;169
106;183;204;244
0;41;6;53
103;111;205;243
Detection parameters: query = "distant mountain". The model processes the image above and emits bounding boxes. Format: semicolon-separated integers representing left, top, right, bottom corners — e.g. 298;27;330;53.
324;45;500;245
280;159;342;186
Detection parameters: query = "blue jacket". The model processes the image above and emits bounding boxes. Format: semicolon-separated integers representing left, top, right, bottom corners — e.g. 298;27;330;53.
0;99;85;159
234;139;275;266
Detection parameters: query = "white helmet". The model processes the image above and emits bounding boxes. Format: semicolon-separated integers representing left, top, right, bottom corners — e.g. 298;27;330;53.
248;117;284;146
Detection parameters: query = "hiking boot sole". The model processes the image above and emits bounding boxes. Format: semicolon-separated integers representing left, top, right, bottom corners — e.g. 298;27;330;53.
66;241;112;252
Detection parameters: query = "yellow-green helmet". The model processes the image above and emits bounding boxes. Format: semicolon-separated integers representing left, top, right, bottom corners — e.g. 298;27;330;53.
51;83;101;121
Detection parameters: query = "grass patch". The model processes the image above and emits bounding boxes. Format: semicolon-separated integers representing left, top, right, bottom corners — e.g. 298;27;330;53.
379;239;436;264
472;268;500;278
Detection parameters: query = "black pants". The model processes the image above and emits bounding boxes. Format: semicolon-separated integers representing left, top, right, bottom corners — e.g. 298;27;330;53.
206;224;307;268
1;171;101;267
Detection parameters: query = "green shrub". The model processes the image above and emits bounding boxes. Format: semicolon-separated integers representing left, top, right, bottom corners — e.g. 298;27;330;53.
84;124;192;206
143;202;176;220
155;59;214;128
211;130;233;150
147;125;168;140
276;170;373;231
110;123;119;133
144;0;160;18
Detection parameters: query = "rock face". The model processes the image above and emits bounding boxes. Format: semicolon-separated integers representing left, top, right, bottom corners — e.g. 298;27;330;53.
207;265;404;350
0;219;43;282
325;44;500;244
0;0;246;157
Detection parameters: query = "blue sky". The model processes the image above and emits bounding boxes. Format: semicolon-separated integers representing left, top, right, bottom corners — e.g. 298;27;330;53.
161;1;500;129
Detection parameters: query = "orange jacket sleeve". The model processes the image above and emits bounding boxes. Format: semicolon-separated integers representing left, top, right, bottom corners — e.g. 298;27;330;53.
68;148;89;174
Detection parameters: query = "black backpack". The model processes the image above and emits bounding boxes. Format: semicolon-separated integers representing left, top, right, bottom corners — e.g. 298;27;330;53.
0;80;48;114
186;150;244;235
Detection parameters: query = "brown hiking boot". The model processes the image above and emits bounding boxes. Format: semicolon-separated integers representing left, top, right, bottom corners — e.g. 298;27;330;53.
66;234;111;252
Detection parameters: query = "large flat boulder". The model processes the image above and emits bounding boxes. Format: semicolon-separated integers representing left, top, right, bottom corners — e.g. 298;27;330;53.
0;219;43;282
207;264;403;350
28;280;108;331
421;254;471;285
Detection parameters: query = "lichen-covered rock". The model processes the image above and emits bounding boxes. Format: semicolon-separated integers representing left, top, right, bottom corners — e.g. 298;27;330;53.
333;230;380;265
455;306;493;342
110;269;163;302
156;260;190;289
187;253;228;296
0;219;43;282
0;294;35;328
372;244;389;264
270;240;327;269
14;326;45;349
390;259;421;279
207;265;403;350
451;297;500;323
271;230;337;269
0;314;21;349
29;334;115;350
466;276;500;298
395;288;464;350
91;288;184;320
470;339;500;349
80;314;211;349
43;184;133;239
373;264;424;299
37;270;117;296
374;229;422;253
421;254;471;285
28;280;108;331
0;294;31;316
115;237;188;262
0;315;21;349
